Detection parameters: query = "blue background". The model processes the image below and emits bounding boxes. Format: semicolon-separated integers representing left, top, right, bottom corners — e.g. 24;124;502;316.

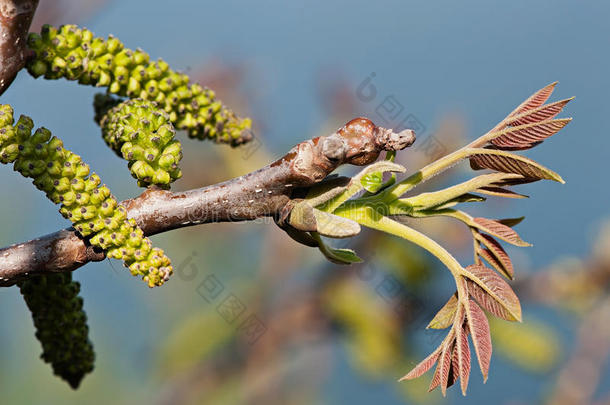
0;1;608;404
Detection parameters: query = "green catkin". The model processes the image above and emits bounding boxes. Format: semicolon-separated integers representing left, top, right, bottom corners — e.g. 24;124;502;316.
98;97;183;189
26;24;253;146
18;273;94;389
0;105;172;287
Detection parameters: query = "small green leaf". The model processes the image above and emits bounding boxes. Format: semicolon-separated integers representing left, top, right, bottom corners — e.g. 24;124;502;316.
361;171;384;193
323;246;363;264
427;293;458;329
311;232;362;265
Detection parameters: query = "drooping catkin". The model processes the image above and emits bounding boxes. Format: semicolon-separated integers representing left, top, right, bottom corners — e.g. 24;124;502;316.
0;104;172;287
27;24;253;146
18;272;95;389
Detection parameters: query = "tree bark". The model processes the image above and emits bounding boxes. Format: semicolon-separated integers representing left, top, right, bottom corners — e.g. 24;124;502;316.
0;0;38;95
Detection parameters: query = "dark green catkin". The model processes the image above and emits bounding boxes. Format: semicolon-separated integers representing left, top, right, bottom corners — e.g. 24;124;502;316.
98;97;183;188
27;24;253;146
0;104;173;287
18;273;94;389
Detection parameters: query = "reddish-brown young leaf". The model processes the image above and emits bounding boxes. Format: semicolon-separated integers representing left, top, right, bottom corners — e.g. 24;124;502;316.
476;186;529;199
440;340;455;396
505;98;573;126
464;265;522;321
399;348;441;381
496;217;525;228
449;347;459;388
478;248;512;280
428;336;455;395
465;299;492;381
469;149;564;183
455;320;471;395
509;82;557;118
427;293;458;329
473;217;530;247
489;118;571;149
491;176;539;187
428;355;442;392
475;233;514;279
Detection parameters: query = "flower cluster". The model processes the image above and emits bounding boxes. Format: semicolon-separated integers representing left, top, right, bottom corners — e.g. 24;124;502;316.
27;24;253;146
100;97;182;188
18;273;95;389
0;104;172;287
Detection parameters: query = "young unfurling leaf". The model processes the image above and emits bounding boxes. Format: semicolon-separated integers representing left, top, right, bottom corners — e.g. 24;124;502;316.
508;82;557;119
496;217;525;228
475;186;528;199
489;176;539;187
465;299;492;381
428;336;455;395
489;118;571;149
464;265;522;322
474;233;514;279
454;312;471;396
505;98;573;126
427;293;458;329
472;217;531;247
361;171;384;193
468;148;564;183
477;248;512;280
399;348;441;381
439;340;455;396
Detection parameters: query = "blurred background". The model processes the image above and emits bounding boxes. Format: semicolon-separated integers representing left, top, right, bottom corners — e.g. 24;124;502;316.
0;1;609;404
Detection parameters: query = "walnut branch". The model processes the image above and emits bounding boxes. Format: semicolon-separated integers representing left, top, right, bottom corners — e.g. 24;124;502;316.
0;118;415;286
0;0;38;95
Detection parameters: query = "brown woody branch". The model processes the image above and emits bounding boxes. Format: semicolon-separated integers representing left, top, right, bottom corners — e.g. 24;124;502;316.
0;118;415;286
0;0;38;95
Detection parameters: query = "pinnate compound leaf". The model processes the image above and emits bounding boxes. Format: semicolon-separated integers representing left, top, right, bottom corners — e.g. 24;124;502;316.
464;265;522;322
473;217;530;247
475;233;514;279
466;299;492;381
489;119;571;149
427;293;458;329
468;148;564;183
400;348;441;381
505;98;573;126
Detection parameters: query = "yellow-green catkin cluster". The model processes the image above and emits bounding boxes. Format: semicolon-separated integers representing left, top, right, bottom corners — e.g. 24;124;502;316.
18;272;94;389
0;105;172;287
26;24;253;146
99;97;182;188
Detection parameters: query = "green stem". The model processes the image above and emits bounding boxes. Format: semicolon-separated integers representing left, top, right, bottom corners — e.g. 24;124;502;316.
381;146;469;201
402;173;517;210
335;203;465;279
